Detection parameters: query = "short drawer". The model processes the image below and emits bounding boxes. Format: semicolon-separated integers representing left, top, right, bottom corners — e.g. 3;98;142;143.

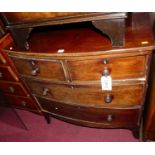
26;79;145;108
37;96;139;128
0;81;29;96
5;94;39;111
0;65;19;81
10;57;65;81
0;53;7;64
68;56;146;81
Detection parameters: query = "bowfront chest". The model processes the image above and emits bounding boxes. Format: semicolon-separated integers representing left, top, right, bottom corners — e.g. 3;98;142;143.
1;12;155;139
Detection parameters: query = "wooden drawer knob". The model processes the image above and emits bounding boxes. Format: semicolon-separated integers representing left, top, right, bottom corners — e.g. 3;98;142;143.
104;94;113;103
103;59;109;64
55;107;58;110
31;67;39;76
9;86;15;93
42;88;49;96
30;60;39;76
21;101;27;106
25;42;29;50
107;114;113;122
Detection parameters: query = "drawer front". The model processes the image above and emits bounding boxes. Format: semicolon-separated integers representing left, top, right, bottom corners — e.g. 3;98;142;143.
5;94;39;111
68;56;146;81
0;53;7;64
37;97;139;128
10;57;65;81
0;81;29;96
26;79;144;107
0;65;19;81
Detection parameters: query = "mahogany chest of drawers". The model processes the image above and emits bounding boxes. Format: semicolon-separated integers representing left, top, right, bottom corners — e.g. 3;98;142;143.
1;12;155;139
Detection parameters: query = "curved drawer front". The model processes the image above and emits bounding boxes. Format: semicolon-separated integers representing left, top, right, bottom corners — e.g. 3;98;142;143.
5;94;39;111
37;96;139;128
26;79;144;107
0;65;19;81
10;57;65;81
0;81;29;96
68;56;146;81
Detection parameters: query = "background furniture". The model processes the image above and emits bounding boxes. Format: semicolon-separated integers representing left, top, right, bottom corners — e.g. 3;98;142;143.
1;12;127;49
0;33;41;114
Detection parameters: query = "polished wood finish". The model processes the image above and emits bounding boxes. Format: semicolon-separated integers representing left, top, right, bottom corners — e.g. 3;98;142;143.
7;53;147;82
10;57;66;81
4;14;154;54
37;96;139;129
26;78;145;108
68;56;146;81
1;12;127;49
2;13;155;139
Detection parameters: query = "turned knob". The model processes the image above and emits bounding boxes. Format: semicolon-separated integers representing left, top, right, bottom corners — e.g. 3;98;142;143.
103;59;109;64
42;88;49;96
9;86;15;93
31;67;39;76
21;101;27;106
103;67;110;76
25;42;29;50
104;94;113;103
30;60;39;76
107;114;113;122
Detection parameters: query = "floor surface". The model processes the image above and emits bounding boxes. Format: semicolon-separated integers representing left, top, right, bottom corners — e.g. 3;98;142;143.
0;107;140;142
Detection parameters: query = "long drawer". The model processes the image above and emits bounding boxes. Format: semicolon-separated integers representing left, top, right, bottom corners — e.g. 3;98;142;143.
68;55;146;81
37;96;139;128
26;79;145;108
